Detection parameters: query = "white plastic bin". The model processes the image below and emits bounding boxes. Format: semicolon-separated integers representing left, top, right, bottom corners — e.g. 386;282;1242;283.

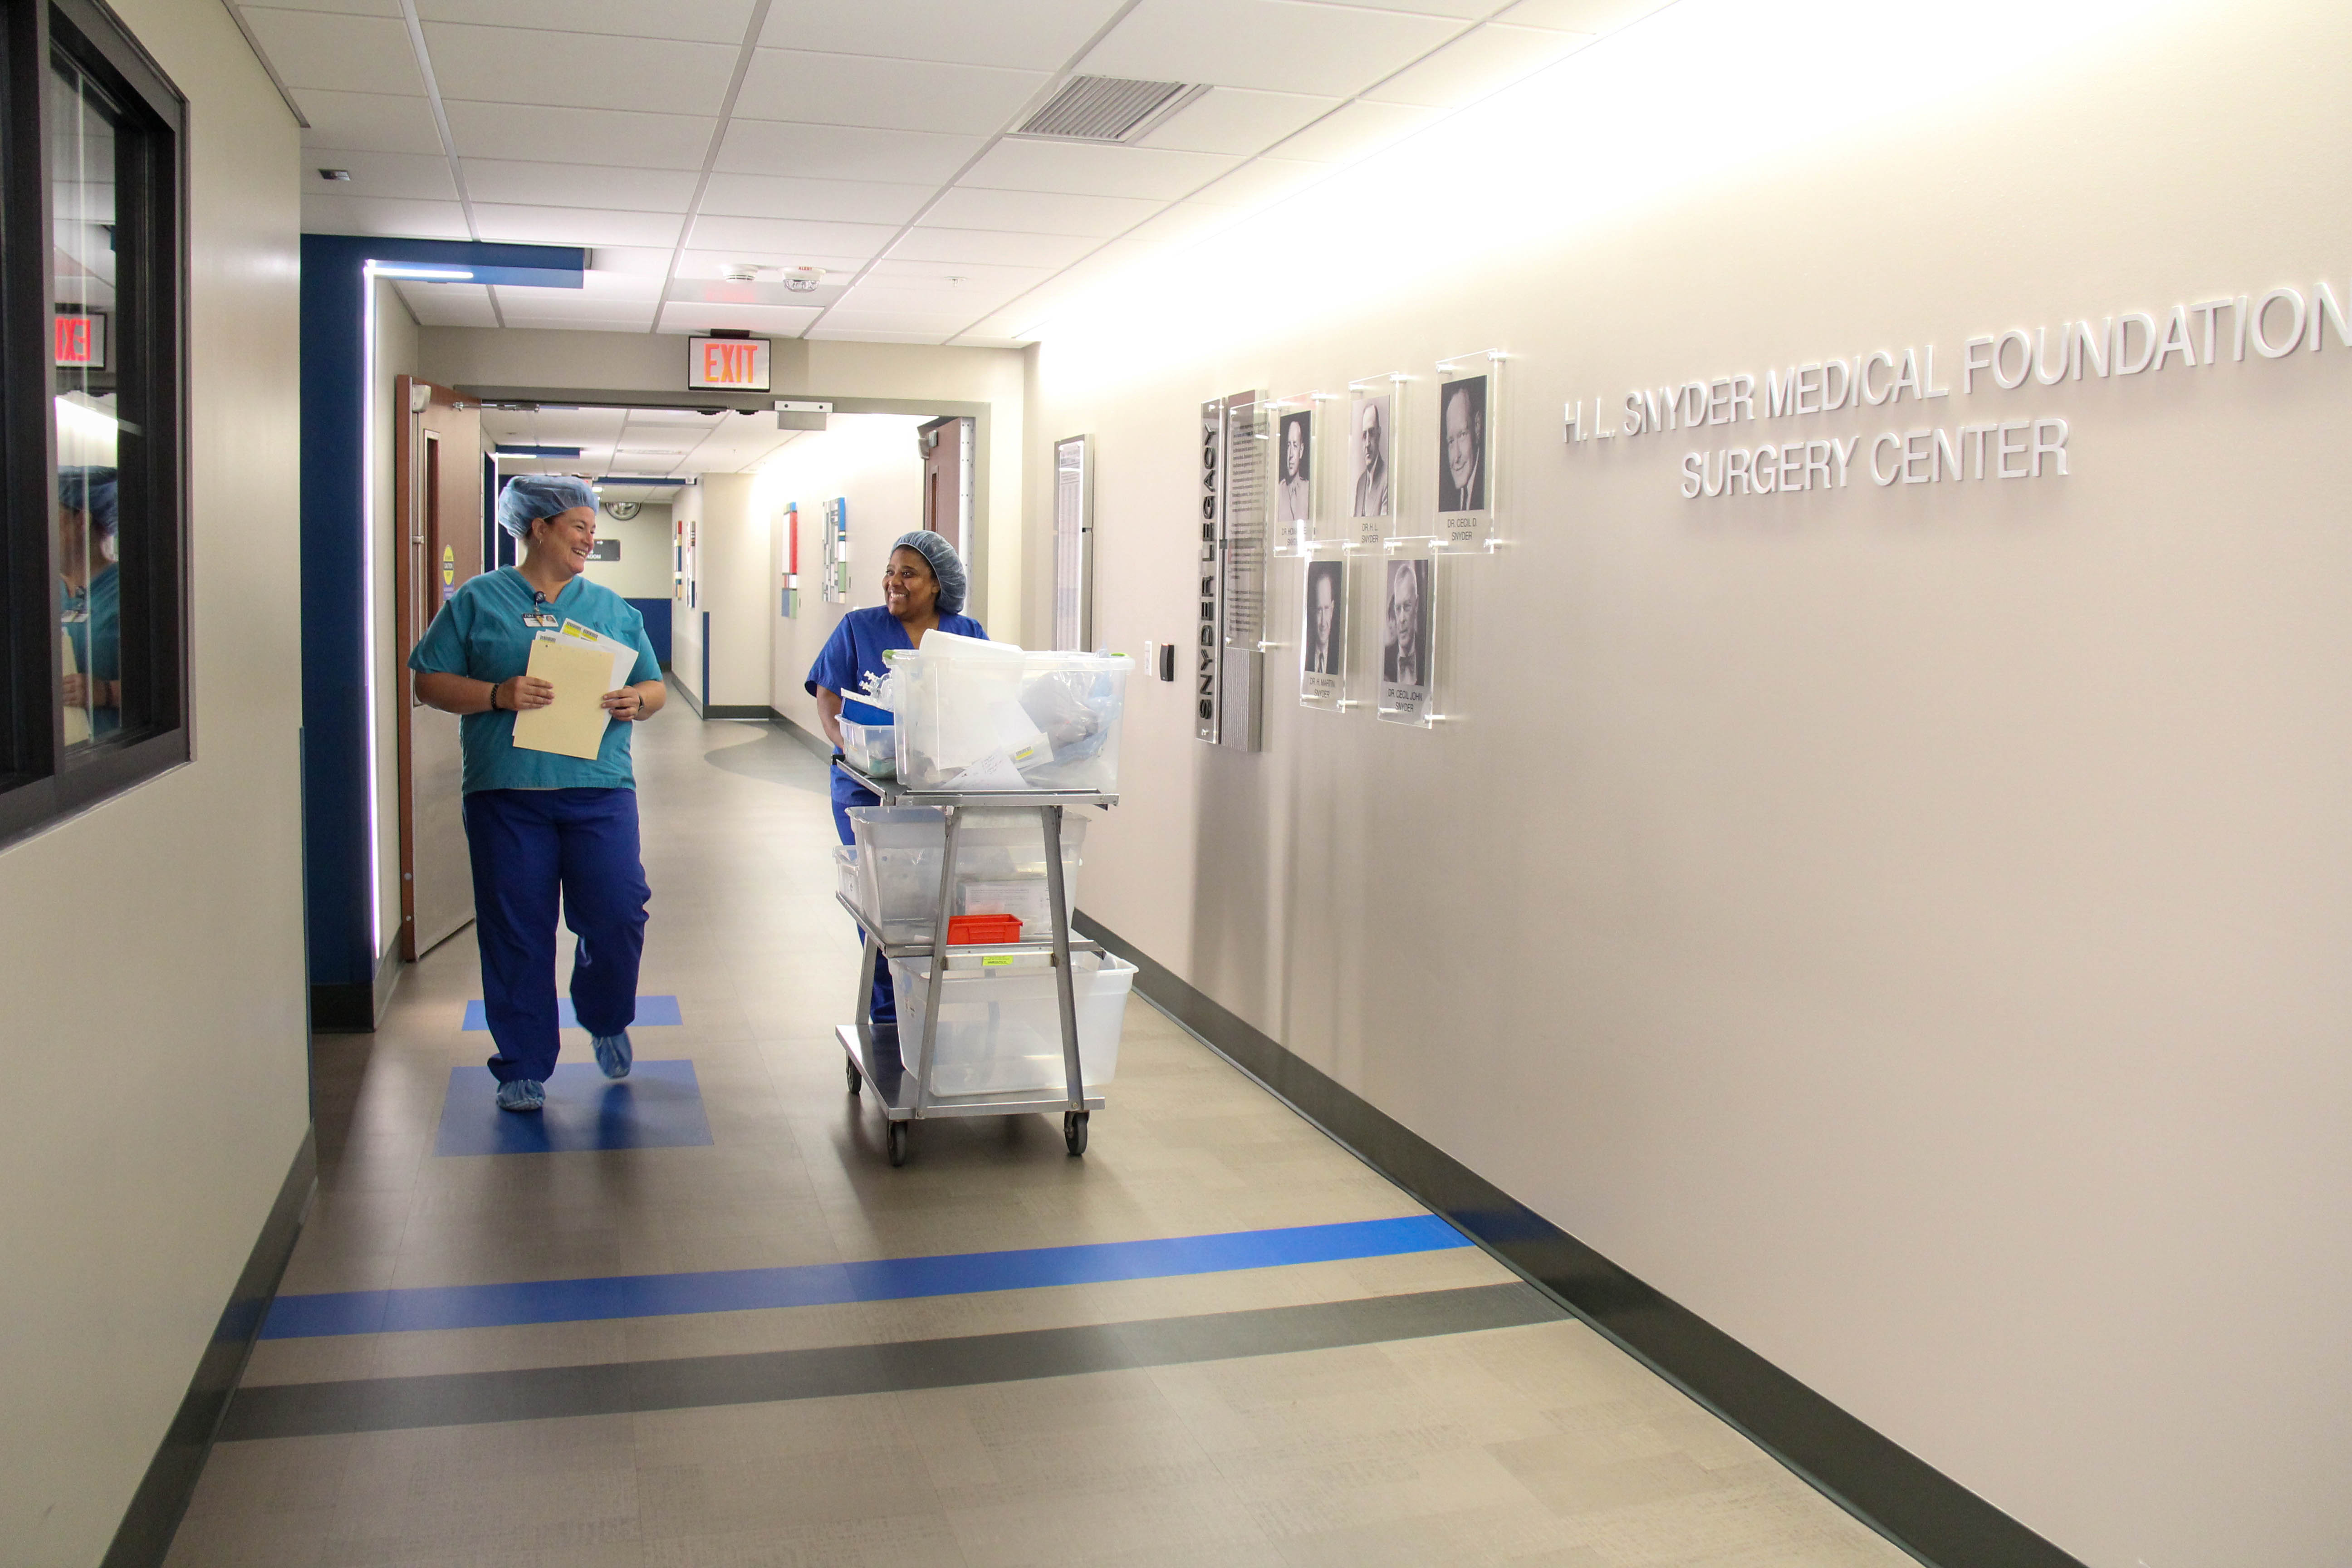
890;637;1132;792
838;716;895;779
847;806;1086;945
894;951;1135;1095
833;845;859;911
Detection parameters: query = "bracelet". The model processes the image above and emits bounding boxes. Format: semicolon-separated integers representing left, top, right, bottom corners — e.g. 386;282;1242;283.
487;681;501;712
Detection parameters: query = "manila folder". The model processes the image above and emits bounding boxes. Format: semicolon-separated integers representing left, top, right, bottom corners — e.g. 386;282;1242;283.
510;635;615;760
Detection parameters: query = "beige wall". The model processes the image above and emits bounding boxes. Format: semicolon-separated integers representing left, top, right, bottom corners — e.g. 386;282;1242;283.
1026;4;2352;1566
583;500;672;599
0;0;307;1561
762;415;931;734
698;473;772;710
416;328;1027;639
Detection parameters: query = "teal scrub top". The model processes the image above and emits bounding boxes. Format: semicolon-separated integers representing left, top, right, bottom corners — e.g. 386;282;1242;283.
407;567;661;794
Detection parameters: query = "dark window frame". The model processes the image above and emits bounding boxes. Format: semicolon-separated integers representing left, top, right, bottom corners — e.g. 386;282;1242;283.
0;0;189;848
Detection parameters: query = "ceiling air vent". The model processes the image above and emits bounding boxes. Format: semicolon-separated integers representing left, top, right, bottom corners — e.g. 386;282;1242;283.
1011;75;1206;145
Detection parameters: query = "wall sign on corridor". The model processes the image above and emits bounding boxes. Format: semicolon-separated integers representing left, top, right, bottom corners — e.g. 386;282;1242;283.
1562;277;2352;500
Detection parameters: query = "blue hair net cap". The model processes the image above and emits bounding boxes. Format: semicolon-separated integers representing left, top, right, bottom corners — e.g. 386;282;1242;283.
496;475;598;539
59;466;118;536
890;529;968;617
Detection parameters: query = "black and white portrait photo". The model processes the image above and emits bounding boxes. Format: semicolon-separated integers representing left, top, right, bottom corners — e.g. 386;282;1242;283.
1275;410;1312;529
1382;557;1430;694
1351;392;1392;519
1301;558;1345;701
1437;374;1487;514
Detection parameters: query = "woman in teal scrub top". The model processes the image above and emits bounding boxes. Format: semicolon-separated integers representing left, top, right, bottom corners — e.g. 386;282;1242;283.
410;475;666;1113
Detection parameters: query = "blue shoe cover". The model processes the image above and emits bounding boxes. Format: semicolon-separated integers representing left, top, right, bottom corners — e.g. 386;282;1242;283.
495;1078;546;1112
593;1030;633;1080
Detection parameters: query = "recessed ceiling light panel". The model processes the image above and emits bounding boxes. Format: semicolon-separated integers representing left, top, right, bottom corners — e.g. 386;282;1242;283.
1011;76;1207;145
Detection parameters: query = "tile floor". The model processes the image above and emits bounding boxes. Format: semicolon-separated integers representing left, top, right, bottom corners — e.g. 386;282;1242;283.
165;703;1911;1567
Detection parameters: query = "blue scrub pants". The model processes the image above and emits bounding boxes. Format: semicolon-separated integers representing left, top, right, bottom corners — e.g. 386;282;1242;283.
465;788;650;1083
831;768;895;1025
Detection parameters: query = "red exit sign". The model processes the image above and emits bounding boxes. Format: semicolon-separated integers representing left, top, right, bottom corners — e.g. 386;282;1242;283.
54;311;107;369
688;334;769;392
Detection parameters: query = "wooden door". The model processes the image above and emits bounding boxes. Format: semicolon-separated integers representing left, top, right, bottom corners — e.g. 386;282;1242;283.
917;415;972;556
392;375;483;961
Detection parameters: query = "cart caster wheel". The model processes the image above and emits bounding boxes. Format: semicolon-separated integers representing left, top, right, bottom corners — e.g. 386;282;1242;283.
845;1059;863;1096
887;1121;910;1167
1063;1112;1088;1156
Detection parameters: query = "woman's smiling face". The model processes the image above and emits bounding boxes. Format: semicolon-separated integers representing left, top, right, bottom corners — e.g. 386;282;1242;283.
531;506;599;575
883;546;940;621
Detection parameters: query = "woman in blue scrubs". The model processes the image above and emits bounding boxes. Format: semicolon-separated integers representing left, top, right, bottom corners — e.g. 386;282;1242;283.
409;475;666;1112
807;530;985;1024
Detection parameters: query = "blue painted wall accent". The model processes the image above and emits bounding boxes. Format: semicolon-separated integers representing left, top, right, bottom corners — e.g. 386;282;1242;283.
628;597;672;666
300;237;585;993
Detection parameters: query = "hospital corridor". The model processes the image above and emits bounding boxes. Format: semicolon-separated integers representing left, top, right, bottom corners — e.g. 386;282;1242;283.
3;2;2345;1567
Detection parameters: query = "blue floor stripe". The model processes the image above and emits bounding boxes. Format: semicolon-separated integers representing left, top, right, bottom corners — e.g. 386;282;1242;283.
262;1215;1469;1340
461;995;682;1031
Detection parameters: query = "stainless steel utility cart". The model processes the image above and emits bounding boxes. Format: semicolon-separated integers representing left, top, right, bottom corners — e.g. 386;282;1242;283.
832;760;1117;1166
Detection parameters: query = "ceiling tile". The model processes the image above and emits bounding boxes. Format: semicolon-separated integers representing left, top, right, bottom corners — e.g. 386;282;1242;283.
444;103;715;169
806;327;952;343
837;284;1017;317
426;24;739;115
303;193;470;238
657;300;825;335
414;0;755;44
759;0;1126;70
1327;0;1487;14
240;8;424;94
1189;156;1329;208
1494;0;1674;29
734;50;1049;136
297;90;444;155
249;0;401;15
1114;198;1248;250
960;140;1236;201
394;279;498;326
304;149;456;201
818;310;975;334
922;186;1158;238
678;246;875;279
470;204;686;248
699;173;932;226
588;245;680;276
1134;86;1340;155
715;120;981;185
460;160;699;211
859;257;1051;292
496;294;660;328
1267;97;1442;162
686;214;901;260
1360;23;1593;108
888;226;1099;268
1079;0;1462;98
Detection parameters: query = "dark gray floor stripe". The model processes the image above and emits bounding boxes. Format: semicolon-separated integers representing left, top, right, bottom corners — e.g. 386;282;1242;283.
219;1282;1562;1441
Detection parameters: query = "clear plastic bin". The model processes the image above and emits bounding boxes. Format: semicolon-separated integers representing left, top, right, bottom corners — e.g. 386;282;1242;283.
833;845;858;910
889;638;1132;792
847;806;1087;945
838;716;895;779
894;951;1136;1095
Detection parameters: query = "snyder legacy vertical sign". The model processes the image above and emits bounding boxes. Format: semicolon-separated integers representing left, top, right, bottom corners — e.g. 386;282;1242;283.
1196;391;1266;751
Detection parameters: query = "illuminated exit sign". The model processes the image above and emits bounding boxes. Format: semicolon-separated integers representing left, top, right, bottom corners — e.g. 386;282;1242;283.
54;311;107;369
688;334;769;392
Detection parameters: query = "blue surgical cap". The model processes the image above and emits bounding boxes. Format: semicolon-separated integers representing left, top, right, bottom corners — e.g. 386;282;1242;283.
496;474;598;539
59;466;118;537
890;529;968;617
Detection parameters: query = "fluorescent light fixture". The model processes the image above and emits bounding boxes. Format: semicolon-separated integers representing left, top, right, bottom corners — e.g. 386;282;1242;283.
373;265;474;282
